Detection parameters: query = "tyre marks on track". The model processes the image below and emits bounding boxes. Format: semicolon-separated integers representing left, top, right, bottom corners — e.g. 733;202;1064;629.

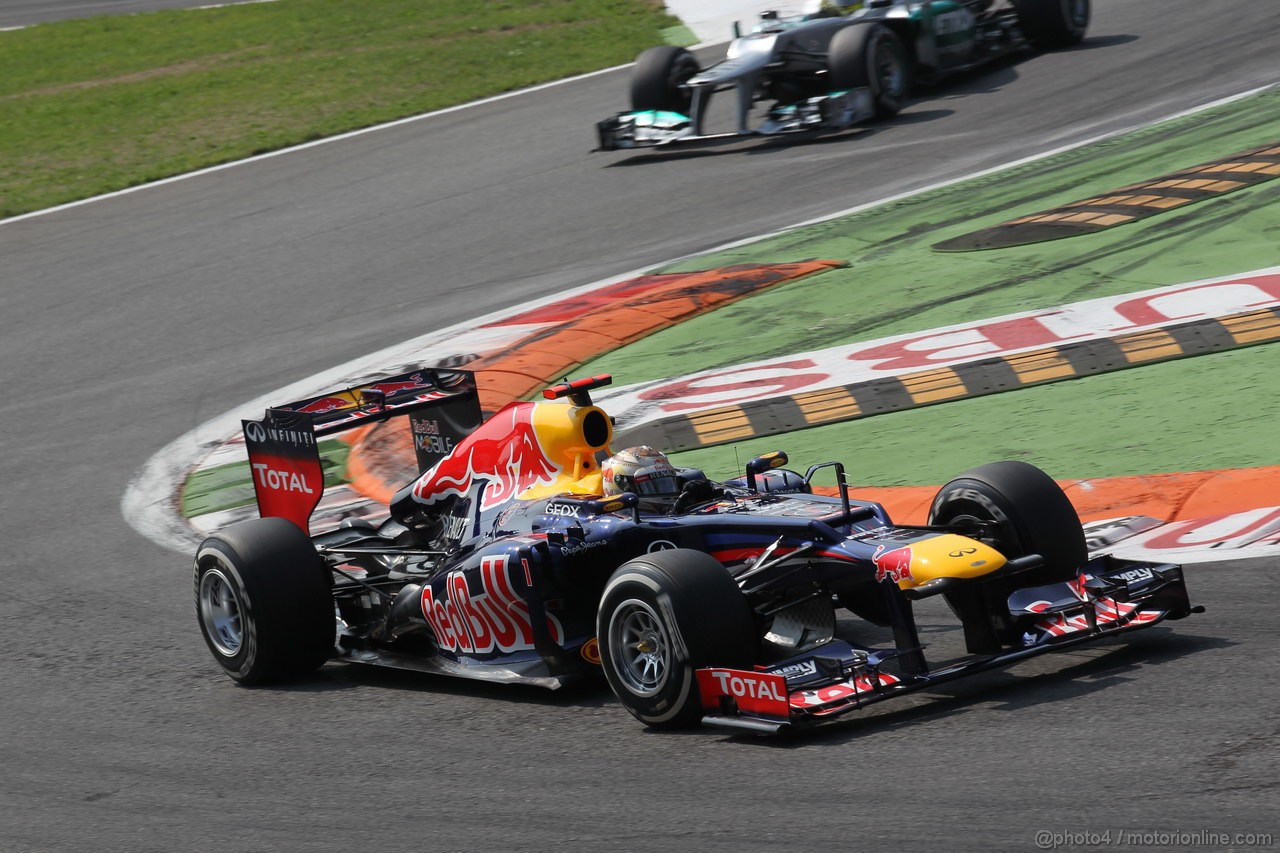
934;140;1280;251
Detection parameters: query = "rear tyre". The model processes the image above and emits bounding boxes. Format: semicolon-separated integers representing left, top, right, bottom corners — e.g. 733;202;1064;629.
194;517;334;685
1012;0;1089;48
630;46;700;114
598;549;756;728
929;461;1086;653
828;23;909;118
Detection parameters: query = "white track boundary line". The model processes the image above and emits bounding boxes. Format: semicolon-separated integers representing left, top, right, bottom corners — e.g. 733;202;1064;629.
120;83;1276;552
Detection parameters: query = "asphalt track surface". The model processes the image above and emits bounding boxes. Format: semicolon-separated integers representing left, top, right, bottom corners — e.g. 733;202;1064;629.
2;3;1277;851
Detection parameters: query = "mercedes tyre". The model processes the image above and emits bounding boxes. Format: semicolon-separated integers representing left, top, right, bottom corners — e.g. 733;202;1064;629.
630;45;700;114
1013;0;1089;48
828;23;910;118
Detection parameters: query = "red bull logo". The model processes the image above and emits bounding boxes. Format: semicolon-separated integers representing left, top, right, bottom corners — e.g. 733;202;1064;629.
420;554;564;654
361;373;434;397
411;404;558;512
873;544;914;584
293;395;354;414
289;375;446;416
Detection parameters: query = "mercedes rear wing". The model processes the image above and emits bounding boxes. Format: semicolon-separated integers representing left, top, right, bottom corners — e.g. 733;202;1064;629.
240;368;481;533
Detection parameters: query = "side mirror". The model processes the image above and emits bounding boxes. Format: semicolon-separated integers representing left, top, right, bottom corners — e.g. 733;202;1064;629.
592;491;640;523
745;451;788;491
590;492;639;515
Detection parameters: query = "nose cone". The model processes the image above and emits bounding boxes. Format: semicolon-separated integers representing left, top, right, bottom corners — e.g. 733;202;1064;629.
882;534;1007;590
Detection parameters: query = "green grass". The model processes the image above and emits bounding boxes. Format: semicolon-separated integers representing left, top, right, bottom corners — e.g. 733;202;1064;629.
0;0;681;217
584;89;1280;384
670;345;1280;485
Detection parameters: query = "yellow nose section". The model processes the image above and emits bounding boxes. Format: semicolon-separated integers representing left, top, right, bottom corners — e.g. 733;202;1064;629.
516;401;614;500
873;534;1006;590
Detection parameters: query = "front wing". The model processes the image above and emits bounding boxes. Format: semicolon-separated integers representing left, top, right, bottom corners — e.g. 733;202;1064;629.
596;89;873;151
698;557;1198;734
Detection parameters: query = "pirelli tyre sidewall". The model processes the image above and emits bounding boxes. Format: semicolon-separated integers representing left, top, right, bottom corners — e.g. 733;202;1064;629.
828;22;909;117
194;516;334;685
1012;0;1089;48
597;549;755;728
927;461;1087;651
928;460;1087;583
630;45;699;114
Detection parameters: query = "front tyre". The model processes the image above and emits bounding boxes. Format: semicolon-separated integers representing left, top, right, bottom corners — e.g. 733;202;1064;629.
630;45;700;114
928;460;1086;579
194;517;334;685
828;23;910;118
929;461;1086;653
597;549;756;728
1013;0;1089;48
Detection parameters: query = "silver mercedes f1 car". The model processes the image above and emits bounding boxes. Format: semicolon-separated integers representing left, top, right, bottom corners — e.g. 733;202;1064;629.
597;0;1089;150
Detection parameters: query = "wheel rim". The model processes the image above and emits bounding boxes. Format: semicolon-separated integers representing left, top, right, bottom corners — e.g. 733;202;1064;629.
607;598;671;697
874;39;906;98
668;56;698;111
946;508;1019;556
1065;0;1088;29
199;567;244;657
671;57;697;89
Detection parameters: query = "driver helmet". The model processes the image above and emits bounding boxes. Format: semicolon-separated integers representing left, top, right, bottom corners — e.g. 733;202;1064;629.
805;0;863;15
602;446;678;498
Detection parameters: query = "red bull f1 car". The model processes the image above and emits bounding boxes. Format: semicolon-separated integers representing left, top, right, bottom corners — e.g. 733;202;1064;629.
597;0;1089;151
194;369;1198;733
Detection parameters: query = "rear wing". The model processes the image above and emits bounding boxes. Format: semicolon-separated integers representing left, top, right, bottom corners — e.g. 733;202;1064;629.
241;368;481;533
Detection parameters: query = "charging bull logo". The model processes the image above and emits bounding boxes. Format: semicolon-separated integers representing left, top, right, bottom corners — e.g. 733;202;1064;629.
873;544;914;584
362;373;434;397
294;395;353;414
420;555;564;654
411;405;558;512
290;375;446;415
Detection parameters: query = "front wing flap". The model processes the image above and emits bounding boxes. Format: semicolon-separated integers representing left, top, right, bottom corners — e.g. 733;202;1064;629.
596;88;873;151
596;110;708;151
698;558;1197;734
1011;557;1195;645
697;641;905;734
